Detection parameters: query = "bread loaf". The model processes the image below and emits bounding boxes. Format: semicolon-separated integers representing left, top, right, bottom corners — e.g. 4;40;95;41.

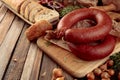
25;20;52;41
2;0;59;24
20;0;59;24
3;0;25;12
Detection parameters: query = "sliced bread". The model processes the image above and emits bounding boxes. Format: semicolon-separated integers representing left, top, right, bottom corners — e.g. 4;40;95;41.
34;9;59;23
20;0;31;16
24;1;39;20
29;6;45;23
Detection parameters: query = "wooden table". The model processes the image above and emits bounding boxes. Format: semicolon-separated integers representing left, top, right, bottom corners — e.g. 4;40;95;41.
0;1;86;80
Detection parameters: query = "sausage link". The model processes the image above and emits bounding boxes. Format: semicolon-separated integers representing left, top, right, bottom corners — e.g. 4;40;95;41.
57;8;112;43
67;35;116;61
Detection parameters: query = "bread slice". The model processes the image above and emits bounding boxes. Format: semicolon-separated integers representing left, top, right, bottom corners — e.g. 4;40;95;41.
2;0;25;12
29;6;45;23
24;1;39;20
20;0;31;16
34;9;59;23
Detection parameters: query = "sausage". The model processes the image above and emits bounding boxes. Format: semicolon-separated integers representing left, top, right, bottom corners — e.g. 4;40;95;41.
67;35;116;61
55;8;116;61
56;8;112;43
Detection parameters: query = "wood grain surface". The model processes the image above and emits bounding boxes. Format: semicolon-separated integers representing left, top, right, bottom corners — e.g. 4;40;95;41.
0;1;75;80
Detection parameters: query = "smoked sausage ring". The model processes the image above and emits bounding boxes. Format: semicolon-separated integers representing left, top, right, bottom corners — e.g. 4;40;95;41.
67;35;116;61
57;8;112;43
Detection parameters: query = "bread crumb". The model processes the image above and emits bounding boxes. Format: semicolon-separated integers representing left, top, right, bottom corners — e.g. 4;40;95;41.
41;72;46;77
13;58;17;62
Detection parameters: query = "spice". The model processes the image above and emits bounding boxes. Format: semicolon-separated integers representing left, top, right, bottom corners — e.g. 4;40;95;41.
101;72;110;79
86;72;95;80
51;68;64;80
93;68;102;76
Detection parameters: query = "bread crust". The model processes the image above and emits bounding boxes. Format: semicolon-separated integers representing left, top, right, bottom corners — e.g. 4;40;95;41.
25;20;52;41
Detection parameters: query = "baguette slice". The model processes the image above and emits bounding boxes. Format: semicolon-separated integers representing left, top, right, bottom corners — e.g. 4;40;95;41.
34;9;59;23
20;0;31;16
2;0;25;12
24;1;39;19
29;6;45;23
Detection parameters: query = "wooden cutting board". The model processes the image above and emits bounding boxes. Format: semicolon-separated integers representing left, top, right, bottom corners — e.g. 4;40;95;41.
37;37;120;78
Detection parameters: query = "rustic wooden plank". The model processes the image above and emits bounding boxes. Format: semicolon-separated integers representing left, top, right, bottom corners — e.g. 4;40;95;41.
3;24;31;80
29;48;43;80
20;43;38;80
0;10;15;45
0;17;24;79
0;1;3;8
39;54;57;80
0;5;8;22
